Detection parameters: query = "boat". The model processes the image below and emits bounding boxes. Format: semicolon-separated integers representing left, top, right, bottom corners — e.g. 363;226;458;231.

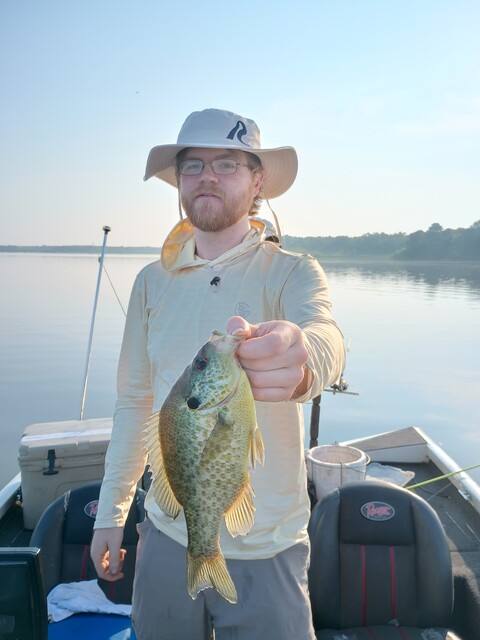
1;236;478;639
0;417;479;639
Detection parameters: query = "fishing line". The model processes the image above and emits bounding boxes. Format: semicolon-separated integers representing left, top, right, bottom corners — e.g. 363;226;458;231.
101;261;127;317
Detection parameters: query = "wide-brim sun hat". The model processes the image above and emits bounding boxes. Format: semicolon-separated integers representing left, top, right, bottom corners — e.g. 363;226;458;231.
144;108;298;200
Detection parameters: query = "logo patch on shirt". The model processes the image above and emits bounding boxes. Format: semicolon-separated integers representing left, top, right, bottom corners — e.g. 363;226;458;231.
360;501;395;522
235;302;251;318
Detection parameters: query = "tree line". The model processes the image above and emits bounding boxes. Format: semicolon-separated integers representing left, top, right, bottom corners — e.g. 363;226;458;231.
2;222;479;261
284;221;480;261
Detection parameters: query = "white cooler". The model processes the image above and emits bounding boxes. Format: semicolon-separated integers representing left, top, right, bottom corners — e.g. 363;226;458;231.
18;417;113;529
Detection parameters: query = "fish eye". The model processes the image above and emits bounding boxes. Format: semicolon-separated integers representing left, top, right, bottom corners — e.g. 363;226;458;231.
193;357;208;372
187;397;201;410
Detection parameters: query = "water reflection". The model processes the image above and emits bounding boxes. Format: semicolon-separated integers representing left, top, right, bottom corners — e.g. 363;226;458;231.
0;254;478;487
321;260;480;300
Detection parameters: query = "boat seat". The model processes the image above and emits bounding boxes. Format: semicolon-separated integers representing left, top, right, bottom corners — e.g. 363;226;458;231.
31;481;145;605
308;480;464;640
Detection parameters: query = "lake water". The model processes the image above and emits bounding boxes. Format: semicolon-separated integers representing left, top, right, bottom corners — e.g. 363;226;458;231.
1;253;479;487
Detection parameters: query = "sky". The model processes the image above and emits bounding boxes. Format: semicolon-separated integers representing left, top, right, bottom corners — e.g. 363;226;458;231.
1;0;479;246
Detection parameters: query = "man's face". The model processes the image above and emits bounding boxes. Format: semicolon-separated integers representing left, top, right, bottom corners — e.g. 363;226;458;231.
178;148;264;233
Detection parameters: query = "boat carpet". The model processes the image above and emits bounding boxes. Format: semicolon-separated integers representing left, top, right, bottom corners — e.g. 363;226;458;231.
401;462;480;637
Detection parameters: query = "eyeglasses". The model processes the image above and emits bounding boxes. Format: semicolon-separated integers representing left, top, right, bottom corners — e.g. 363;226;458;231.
177;158;253;176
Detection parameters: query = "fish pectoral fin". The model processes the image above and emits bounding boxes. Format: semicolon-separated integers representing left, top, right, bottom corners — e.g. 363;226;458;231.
218;407;234;427
224;481;255;537
199;412;234;468
249;425;265;468
187;550;237;604
143;412;181;519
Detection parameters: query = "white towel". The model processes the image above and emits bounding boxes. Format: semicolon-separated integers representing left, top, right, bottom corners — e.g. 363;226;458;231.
47;580;132;622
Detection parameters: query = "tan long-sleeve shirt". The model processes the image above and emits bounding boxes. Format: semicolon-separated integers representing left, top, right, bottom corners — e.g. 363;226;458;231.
94;219;345;559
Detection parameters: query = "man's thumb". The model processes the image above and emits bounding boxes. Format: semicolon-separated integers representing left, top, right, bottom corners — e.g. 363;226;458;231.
226;316;252;338
108;545;123;575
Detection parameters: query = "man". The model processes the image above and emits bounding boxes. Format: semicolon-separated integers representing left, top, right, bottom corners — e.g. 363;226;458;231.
91;108;345;639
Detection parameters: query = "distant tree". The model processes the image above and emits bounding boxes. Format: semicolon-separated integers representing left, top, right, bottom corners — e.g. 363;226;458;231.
274;223;480;261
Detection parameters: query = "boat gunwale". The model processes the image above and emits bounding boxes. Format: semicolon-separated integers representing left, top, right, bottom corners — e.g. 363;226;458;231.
0;471;21;521
2;425;480;520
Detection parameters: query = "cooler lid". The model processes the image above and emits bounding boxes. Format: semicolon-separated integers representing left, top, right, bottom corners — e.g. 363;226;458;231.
18;418;113;460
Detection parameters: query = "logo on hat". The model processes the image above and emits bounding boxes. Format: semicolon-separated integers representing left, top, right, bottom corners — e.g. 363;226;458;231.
226;120;248;145
360;501;395;522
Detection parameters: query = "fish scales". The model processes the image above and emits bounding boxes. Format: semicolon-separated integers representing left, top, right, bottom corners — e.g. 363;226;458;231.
144;330;264;603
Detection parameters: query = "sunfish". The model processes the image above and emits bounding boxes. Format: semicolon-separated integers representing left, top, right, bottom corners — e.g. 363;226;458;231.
144;330;264;603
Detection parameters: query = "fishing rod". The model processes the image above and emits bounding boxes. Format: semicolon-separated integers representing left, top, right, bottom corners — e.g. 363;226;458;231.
323;375;359;396
406;462;480;491
79;225;111;420
309;376;359;448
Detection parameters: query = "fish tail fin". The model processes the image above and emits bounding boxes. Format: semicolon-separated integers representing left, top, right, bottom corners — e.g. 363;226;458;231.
187;550;237;604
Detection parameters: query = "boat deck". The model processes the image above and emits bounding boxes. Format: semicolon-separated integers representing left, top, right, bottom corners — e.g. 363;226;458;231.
400;461;480;632
1;426;479;637
0;492;30;547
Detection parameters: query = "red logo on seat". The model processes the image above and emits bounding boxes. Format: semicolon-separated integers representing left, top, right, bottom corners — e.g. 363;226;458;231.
361;501;395;521
84;500;98;519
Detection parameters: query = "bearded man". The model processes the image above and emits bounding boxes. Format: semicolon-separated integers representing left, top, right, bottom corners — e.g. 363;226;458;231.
91;108;345;640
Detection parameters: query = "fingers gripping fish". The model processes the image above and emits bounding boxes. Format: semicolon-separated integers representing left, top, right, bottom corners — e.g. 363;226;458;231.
144;330;265;604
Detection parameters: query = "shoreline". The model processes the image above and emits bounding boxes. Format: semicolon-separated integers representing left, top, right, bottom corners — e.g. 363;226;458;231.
1;247;479;264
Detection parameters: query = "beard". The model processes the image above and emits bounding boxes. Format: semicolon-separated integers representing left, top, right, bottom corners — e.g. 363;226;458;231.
180;186;253;232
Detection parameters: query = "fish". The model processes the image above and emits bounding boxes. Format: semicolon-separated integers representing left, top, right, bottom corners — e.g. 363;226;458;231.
144;330;265;604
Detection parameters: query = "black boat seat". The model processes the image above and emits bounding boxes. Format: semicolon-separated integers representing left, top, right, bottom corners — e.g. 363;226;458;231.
31;481;145;605
308;480;464;640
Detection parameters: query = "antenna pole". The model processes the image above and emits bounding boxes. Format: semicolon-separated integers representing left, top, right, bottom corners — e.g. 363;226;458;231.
80;225;111;420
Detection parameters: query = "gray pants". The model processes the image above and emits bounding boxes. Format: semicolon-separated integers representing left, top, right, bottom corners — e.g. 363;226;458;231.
131;517;315;640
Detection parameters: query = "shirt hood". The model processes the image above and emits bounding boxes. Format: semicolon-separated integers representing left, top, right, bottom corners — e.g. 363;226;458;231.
161;217;273;271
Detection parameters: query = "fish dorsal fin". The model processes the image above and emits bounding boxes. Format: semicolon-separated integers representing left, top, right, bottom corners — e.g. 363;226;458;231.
249;425;265;468
144;412;181;519
224;481;255;538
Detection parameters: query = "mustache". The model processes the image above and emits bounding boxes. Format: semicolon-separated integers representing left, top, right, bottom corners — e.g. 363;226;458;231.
192;187;224;198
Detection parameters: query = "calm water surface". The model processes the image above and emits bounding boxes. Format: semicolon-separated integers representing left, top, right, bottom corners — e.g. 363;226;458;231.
1;253;479;486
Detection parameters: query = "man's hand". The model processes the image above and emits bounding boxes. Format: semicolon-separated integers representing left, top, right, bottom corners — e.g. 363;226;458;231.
90;527;126;582
227;316;310;402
